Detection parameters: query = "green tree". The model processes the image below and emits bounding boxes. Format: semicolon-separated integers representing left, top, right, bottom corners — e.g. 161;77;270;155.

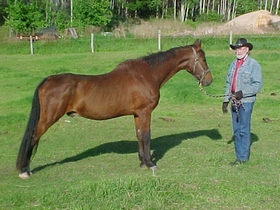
73;0;112;29
5;0;45;34
235;0;259;16
0;3;8;26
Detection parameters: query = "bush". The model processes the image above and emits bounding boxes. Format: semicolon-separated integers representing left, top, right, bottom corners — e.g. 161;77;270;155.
196;12;224;22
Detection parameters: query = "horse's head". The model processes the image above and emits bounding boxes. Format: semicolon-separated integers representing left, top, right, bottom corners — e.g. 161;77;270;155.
186;40;212;86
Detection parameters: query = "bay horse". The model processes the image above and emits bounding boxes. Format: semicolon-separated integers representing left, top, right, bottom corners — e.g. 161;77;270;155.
16;39;212;179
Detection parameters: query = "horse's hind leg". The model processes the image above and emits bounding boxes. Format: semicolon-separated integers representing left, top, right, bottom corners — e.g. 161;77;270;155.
18;100;66;179
18;114;63;179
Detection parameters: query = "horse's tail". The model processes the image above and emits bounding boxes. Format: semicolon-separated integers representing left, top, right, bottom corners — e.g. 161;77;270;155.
16;78;47;172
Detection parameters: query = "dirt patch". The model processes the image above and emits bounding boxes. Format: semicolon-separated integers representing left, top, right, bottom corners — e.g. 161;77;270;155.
195;10;280;36
218;10;280;35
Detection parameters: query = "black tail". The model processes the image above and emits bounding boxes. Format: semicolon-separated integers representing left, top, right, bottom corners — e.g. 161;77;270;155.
16;78;47;172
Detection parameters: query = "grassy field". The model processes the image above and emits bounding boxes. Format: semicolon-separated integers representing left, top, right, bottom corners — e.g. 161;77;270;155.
0;33;280;209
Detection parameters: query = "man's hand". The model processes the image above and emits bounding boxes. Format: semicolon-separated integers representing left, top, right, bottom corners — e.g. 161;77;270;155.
222;102;229;113
232;90;243;100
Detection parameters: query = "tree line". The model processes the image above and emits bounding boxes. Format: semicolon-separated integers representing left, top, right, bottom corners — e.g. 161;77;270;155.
1;0;279;35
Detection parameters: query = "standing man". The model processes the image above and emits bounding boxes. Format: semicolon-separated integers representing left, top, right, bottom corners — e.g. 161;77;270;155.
222;38;262;166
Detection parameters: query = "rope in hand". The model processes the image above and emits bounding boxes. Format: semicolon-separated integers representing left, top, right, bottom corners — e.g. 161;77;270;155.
198;84;245;119
231;95;245;120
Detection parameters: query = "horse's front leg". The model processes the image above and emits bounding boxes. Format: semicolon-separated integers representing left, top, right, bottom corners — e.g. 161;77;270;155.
134;114;157;170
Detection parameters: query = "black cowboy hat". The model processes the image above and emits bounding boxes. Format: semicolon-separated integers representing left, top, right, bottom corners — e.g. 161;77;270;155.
230;38;253;51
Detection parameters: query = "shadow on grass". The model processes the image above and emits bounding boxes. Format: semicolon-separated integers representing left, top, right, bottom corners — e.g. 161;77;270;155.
227;133;259;145
32;129;222;174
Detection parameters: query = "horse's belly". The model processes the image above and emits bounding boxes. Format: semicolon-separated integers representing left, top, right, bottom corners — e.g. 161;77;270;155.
77;104;134;120
81;110;132;120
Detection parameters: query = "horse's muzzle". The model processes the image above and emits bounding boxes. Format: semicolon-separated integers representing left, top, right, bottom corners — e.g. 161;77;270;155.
200;71;213;86
201;79;212;86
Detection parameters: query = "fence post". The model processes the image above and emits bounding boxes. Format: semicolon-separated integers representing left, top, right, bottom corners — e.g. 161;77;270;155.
30;36;33;55
158;30;161;51
229;31;233;50
91;33;94;53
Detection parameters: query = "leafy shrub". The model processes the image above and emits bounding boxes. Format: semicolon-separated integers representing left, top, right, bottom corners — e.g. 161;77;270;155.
196;12;224;22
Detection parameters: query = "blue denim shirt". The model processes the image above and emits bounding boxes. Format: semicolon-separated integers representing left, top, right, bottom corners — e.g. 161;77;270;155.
223;56;262;103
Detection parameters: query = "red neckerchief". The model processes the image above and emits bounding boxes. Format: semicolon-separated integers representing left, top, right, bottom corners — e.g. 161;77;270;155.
231;55;247;93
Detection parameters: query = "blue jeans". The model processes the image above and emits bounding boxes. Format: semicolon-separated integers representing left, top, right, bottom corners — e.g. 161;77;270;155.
231;102;254;161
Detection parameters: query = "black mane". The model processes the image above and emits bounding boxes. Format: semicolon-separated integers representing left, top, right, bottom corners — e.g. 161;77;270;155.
141;46;185;68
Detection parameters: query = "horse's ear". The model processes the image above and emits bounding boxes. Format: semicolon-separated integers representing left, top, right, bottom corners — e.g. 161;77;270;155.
193;39;202;50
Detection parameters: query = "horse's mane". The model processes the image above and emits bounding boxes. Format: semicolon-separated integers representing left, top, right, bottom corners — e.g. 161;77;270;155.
141;45;186;68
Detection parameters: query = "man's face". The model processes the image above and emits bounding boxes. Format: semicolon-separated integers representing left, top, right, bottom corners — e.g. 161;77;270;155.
235;46;249;59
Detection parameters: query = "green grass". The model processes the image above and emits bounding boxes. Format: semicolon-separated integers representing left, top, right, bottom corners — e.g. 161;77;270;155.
0;33;280;209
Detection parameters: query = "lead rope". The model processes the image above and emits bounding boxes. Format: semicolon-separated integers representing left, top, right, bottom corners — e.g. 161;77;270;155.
231;95;245;120
198;84;245;119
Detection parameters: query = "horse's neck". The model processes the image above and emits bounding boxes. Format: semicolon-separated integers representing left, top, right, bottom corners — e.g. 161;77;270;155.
154;64;178;88
153;51;188;88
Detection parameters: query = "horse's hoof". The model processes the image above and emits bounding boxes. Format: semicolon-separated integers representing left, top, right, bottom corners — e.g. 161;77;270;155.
149;165;158;170
18;172;31;179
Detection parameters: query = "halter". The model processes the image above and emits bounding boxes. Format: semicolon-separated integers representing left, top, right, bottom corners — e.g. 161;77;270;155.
191;47;210;85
